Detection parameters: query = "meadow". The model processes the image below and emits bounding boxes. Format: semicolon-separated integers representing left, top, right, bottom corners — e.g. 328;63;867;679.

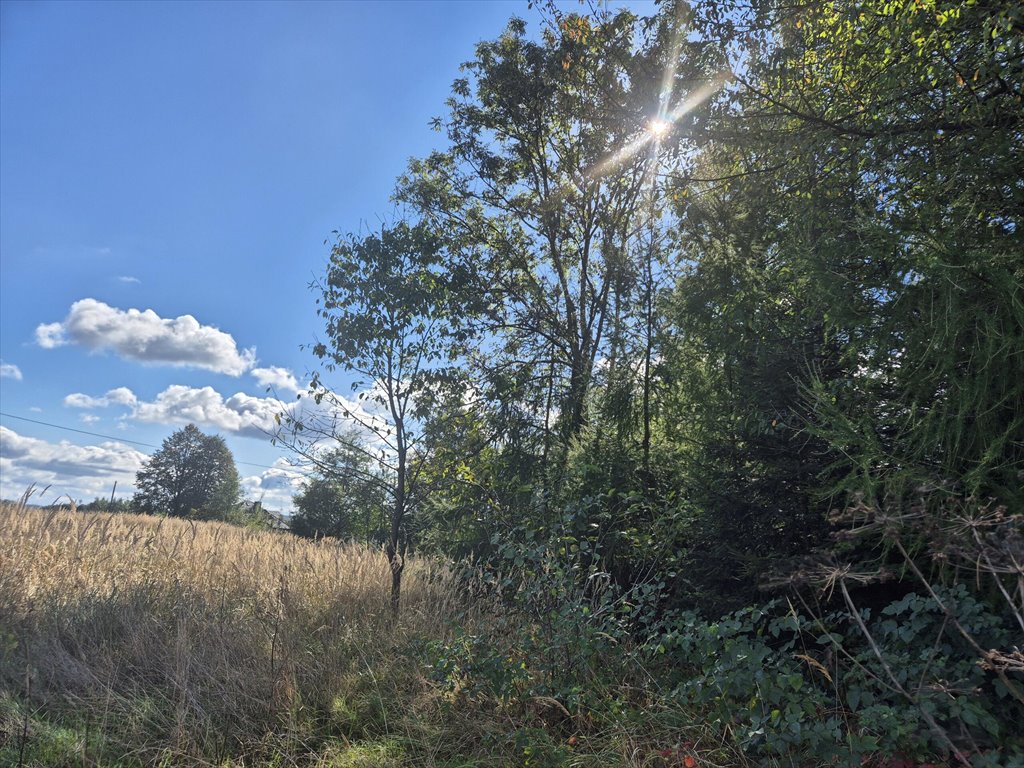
0;503;730;768
3;1;1021;765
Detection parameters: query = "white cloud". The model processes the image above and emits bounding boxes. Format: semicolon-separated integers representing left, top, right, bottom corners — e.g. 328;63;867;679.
117;276;141;284
35;299;255;375
130;385;284;439
80;414;100;424
241;458;305;513
61;377;388;507
0;426;147;503
63;383;297;439
0;361;22;381
65;387;138;409
127;384;376;441
126;382;384;447
106;386;138;405
252;366;302;395
35;322;66;349
65;393;108;408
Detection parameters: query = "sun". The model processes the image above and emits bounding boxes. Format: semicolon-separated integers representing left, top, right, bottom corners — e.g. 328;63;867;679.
648;118;672;140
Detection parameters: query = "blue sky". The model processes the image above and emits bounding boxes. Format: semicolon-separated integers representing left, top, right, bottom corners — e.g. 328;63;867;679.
0;0;653;510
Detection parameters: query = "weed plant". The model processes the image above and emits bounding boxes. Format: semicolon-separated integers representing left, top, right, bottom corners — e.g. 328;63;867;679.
5;498;1007;767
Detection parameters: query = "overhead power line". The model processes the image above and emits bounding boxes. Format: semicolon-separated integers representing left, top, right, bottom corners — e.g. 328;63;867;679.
1;411;159;448
0;411;288;472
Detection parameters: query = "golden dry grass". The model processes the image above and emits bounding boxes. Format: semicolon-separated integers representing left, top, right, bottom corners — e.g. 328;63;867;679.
0;502;455;624
0;501;466;766
0;500;742;768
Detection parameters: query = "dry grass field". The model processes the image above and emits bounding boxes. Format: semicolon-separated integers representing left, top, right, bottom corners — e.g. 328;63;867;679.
0;501;479;766
0;501;739;768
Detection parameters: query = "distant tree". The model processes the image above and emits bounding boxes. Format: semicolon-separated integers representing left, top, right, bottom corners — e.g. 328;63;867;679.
225;499;284;531
80;497;133;514
133;424;242;520
290;445;387;544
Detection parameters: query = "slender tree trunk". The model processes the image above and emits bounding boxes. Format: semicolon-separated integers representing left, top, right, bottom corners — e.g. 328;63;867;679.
540;339;556;513
564;353;590;443
641;247;654;480
389;558;403;615
387;444;406;616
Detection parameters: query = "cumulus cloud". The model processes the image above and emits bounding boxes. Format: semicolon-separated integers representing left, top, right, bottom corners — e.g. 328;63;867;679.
63;383;301;439
105;387;138;405
131;385;285;439
117;276;141;284
35;322;66;349
0;361;22;380
79;414;100;424
64;393;105;408
241;458;305;513
60;377;387;508
103;381;373;442
64;387;138;409
252;366;303;395
0;426;148;503
35;299;255;375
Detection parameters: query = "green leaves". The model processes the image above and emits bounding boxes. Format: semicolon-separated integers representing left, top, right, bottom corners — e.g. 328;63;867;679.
132;424;241;521
291;444;386;543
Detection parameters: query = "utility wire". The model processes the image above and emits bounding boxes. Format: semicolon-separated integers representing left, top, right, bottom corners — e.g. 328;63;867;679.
0;410;290;472
1;411;158;448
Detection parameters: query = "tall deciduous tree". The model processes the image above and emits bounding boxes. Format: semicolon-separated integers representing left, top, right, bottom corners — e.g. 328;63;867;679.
295;221;465;613
659;0;1023;607
396;9;720;500
133;424;241;520
710;0;1022;505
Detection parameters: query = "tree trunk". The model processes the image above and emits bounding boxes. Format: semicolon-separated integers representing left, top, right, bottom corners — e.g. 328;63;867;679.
388;556;403;616
387;441;407;616
641;245;654;482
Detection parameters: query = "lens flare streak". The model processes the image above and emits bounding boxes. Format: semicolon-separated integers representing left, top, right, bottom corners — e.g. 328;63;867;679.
589;72;731;180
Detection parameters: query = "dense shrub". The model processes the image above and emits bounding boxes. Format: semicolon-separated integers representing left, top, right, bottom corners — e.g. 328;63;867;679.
654;589;1024;767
